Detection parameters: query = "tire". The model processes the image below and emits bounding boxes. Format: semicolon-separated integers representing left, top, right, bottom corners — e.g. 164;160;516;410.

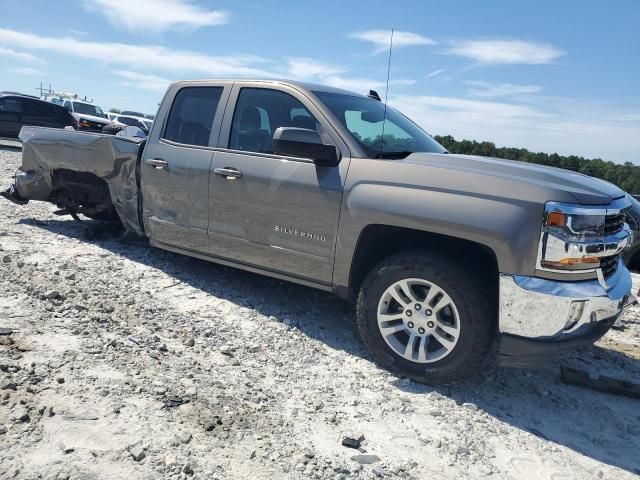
623;245;640;271
101;123;125;135
356;250;496;384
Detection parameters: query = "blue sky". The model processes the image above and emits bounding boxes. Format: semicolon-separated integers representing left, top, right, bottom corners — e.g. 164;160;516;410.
1;0;639;162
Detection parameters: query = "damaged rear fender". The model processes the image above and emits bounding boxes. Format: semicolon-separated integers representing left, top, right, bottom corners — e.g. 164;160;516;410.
12;127;145;235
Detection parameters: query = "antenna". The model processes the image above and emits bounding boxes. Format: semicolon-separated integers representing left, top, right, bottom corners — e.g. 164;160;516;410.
379;28;394;159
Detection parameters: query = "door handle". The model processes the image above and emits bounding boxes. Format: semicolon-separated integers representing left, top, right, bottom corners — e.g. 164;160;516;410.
214;167;242;179
146;158;168;169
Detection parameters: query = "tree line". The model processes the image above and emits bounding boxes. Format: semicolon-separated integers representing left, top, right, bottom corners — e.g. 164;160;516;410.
434;135;640;194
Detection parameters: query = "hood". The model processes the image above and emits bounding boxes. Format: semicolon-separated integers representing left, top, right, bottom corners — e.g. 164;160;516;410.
73;113;110;124
402;153;625;205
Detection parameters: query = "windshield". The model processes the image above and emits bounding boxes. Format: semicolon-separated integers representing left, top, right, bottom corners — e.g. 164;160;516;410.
73;102;106;118
314;92;446;159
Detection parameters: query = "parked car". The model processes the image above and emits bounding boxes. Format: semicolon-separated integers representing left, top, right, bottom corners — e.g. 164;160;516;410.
3;79;636;384
106;112;122;123
0;92;77;140
108;114;152;133
48;97;110;132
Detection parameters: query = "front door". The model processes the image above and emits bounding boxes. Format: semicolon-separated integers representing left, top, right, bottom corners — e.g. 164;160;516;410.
141;83;230;252
209;84;350;285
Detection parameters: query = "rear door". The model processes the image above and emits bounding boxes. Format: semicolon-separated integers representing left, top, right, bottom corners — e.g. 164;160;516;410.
141;82;231;252
208;82;351;284
20;99;52;129
0;97;23;138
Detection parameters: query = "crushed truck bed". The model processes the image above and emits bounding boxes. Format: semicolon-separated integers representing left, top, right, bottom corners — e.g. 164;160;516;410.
7;127;144;234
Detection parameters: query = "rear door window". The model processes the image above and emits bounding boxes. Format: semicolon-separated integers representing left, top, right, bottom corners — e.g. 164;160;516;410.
23;99;53;116
163;87;223;147
0;98;24;113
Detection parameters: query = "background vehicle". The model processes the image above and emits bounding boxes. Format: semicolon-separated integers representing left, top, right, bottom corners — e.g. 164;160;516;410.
108;114;152;133
106;112;123;123
44;93;110;132
0;92;76;140
3;79;636;384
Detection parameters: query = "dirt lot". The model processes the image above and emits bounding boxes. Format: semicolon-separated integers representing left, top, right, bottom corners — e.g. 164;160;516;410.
1;144;639;480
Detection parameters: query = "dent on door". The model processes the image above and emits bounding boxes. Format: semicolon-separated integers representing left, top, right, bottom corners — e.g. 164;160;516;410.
142;142;214;252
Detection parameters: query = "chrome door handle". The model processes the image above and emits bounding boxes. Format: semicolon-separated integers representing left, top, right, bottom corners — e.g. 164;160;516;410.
214;167;242;179
146;158;168;169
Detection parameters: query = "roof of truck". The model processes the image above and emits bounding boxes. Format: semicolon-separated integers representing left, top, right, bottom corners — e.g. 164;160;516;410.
174;79;369;98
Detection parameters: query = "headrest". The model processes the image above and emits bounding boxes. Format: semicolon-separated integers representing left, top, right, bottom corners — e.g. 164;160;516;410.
290;115;317;130
239;106;261;130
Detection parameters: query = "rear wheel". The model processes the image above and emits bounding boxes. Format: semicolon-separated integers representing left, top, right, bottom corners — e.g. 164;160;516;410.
356;250;496;384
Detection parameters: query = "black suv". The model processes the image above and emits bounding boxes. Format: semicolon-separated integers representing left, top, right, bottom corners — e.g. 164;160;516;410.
0;92;77;140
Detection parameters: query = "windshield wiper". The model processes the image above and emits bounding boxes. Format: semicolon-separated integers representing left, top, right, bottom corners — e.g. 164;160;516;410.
375;150;414;159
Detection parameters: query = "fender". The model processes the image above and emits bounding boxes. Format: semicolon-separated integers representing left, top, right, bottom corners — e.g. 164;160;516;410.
332;154;586;289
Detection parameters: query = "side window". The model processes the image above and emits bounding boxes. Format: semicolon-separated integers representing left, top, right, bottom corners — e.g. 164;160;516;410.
63;101;72;111
229;88;318;154
0;98;23;113
26;100;51;116
163;87;223;147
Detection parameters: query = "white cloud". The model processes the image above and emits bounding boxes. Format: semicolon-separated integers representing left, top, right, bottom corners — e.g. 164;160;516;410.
10;66;46;76
82;0;229;33
115;70;173;92
391;95;640;162
285;58;414;93
0;28;273;78
0;46;41;63
286;58;346;80
466;81;543;97
350;30;435;53
426;68;445;78
447;39;565;64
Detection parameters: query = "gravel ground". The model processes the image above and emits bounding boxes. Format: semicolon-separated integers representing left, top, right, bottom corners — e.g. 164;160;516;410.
1;144;639;480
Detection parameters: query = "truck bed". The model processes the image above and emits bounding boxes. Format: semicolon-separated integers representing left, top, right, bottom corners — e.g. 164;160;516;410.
10;127;144;234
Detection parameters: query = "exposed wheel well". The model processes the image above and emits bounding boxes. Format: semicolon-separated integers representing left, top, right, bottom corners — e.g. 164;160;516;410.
347;224;499;302
50;169;120;222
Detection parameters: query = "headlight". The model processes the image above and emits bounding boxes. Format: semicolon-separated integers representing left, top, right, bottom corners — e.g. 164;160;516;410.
544;209;605;239
538;201;631;273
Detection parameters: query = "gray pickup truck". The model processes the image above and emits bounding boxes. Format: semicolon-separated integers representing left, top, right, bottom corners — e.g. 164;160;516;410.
3;79;636;384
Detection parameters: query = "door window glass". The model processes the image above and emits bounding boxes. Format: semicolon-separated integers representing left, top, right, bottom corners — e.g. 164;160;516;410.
0;98;23;113
22;99;52;115
229;88;318;154
163;87;223;146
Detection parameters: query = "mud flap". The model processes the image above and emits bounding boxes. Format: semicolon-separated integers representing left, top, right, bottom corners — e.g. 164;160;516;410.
0;185;28;205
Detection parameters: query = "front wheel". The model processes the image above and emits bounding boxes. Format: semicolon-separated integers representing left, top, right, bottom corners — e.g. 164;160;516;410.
356;250;496;384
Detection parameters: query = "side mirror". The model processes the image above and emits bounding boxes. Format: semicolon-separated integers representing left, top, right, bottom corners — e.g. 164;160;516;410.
361;110;384;123
273;127;339;166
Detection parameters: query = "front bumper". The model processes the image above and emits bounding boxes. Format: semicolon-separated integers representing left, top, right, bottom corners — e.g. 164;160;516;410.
498;259;635;366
